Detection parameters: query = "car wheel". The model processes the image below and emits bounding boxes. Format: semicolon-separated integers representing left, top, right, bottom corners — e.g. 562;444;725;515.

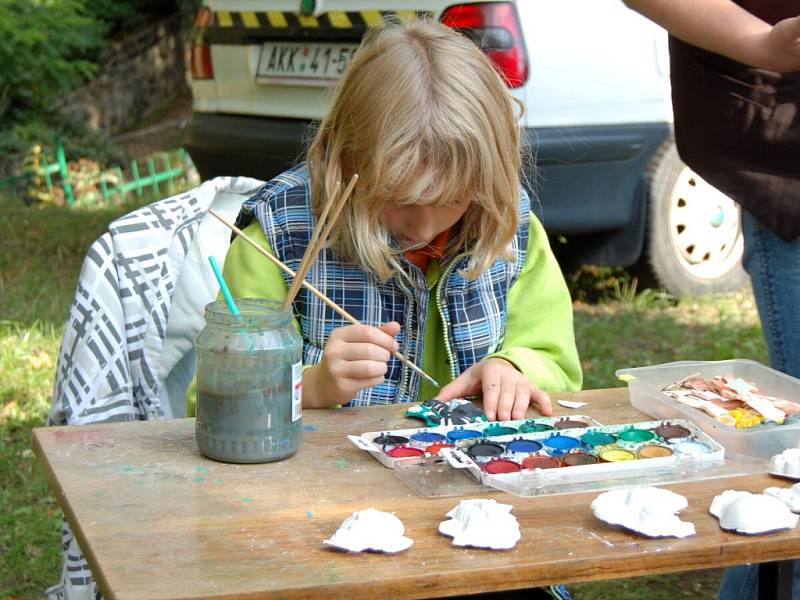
645;139;748;296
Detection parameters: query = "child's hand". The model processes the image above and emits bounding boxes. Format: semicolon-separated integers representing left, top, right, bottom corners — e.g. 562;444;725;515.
435;357;552;421
303;321;401;407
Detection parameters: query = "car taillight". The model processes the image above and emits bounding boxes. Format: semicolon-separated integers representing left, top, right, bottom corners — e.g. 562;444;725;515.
441;3;528;88
191;7;214;80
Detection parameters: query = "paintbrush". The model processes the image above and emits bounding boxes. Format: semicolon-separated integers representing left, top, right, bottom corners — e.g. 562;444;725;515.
209;208;441;389
283;174;356;310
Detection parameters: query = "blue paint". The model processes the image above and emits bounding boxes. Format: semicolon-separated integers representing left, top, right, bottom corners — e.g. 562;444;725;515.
303;424;318;432
446;428;482;442
306;511;313;519
410;431;447;443
506;439;542;453
543;434;580;451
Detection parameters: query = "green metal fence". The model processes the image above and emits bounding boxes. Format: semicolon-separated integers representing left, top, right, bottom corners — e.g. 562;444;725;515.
0;135;192;205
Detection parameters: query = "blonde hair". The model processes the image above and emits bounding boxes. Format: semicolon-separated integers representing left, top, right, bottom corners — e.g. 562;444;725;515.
307;19;523;281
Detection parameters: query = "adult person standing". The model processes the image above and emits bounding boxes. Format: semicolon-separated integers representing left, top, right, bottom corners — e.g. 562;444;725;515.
623;1;800;598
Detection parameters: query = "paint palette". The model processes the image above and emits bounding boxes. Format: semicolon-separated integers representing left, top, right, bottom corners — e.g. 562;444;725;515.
440;419;725;496
348;415;602;469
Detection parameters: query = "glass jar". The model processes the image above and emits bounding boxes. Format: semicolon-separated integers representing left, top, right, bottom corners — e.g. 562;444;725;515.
195;299;303;463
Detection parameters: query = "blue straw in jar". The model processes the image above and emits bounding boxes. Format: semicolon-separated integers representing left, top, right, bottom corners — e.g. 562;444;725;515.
208;256;240;317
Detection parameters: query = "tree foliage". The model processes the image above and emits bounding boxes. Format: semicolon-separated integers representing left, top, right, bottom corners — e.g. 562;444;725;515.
0;1;104;125
0;0;187;157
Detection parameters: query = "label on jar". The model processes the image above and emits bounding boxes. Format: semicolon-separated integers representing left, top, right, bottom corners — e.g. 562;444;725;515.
292;361;303;422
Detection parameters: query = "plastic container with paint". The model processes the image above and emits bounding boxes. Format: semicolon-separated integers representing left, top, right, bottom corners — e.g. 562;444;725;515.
618;359;800;458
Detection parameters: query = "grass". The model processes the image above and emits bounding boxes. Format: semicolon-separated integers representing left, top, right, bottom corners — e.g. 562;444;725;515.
0;196;767;599
0;193;165;597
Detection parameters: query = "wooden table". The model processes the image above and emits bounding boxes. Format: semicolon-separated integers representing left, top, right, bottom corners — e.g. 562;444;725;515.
33;388;798;600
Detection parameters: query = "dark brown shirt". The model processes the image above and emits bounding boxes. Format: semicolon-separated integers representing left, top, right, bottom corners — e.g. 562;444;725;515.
668;1;800;240
736;0;799;24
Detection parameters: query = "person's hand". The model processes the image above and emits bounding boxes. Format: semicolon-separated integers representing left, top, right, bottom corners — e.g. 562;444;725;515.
435;357;552;421
303;321;400;408
762;15;800;72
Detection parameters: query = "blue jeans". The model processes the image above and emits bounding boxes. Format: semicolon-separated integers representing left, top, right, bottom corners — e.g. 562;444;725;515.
718;212;800;600
741;210;800;380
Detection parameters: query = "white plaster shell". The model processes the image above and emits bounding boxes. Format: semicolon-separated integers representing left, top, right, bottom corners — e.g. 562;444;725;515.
710;490;799;534
590;486;695;538
764;483;800;513
323;508;413;553
769;448;800;479
439;499;521;550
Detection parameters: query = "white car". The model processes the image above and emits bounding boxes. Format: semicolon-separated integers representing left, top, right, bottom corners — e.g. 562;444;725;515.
183;0;746;296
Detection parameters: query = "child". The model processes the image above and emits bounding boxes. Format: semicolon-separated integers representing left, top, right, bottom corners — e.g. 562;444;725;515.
223;19;582;422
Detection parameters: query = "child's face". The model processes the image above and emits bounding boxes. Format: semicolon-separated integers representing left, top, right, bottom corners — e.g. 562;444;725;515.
383;200;469;251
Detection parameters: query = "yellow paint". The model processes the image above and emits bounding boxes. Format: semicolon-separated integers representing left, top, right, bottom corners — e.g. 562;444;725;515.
267;11;288;28
298;15;320;27
360;10;384;27
241;11;260;28
599;448;636;462
328;11;352;28
729;407;764;429
216;11;233;27
395;10;417;22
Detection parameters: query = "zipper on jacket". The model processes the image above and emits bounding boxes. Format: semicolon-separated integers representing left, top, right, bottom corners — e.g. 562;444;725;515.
436;252;469;381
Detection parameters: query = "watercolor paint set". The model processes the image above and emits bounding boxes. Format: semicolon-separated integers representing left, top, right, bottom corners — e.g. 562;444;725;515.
348;415;602;469
438;419;724;495
351;416;730;497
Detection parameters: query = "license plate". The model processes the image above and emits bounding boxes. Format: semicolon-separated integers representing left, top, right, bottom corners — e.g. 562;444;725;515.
256;42;359;86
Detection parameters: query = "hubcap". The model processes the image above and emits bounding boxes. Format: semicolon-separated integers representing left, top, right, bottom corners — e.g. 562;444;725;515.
667;167;743;281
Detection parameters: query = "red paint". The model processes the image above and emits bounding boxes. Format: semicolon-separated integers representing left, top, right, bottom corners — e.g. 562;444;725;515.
386;445;425;458
483;459;521;474
425;442;454;455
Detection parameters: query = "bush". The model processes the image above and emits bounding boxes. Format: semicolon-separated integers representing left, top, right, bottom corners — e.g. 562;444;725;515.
0;0;191;167
0;1;104;125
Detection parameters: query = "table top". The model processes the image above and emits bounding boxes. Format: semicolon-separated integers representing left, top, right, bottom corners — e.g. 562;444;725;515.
33;388;800;600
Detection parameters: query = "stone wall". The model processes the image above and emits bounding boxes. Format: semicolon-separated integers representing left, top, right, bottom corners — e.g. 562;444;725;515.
60;11;193;135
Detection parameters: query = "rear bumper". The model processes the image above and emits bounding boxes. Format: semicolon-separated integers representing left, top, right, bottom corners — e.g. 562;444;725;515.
182;112;314;182
183;112;669;244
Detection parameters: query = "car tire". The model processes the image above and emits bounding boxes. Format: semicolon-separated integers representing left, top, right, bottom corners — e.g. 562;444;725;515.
644;138;748;296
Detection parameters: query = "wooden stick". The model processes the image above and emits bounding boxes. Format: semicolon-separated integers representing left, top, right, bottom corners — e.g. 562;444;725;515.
283;174;356;309
209;208;441;388
282;180;340;309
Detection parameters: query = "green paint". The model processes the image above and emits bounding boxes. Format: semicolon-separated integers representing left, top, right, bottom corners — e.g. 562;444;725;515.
195;466;209;473
195;476;206;482
241;498;254;503
519;420;554;433
335;459;348;470
483;424;517;437
618;428;656;443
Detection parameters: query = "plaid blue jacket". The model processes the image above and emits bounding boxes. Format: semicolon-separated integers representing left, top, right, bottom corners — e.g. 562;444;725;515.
236;164;530;405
